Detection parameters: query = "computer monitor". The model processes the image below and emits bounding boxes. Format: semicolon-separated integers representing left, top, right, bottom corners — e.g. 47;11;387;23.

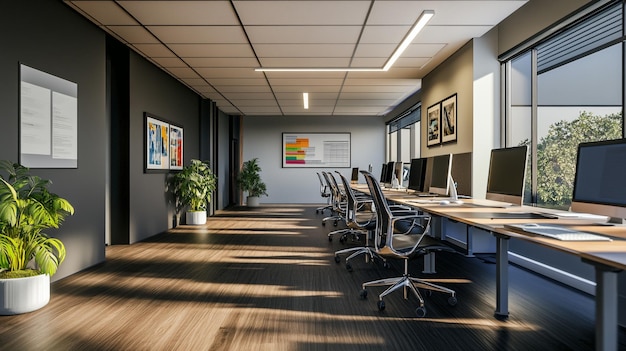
485;145;528;206
571;138;626;219
350;167;359;183
394;162;403;186
379;163;388;182
429;154;453;196
381;161;395;185
408;158;428;192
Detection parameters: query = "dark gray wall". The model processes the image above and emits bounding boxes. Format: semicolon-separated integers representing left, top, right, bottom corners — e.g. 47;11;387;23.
128;53;202;242
0;0;107;281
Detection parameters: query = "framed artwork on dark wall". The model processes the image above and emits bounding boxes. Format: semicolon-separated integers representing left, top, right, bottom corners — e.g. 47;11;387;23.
426;102;441;147
144;112;184;173
441;94;457;143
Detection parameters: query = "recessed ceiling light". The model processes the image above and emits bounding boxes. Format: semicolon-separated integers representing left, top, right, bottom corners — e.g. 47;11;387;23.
254;10;434;73
303;92;309;109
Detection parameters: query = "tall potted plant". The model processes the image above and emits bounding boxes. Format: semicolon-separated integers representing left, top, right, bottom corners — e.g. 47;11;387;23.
169;159;216;225
0;160;74;315
237;158;267;207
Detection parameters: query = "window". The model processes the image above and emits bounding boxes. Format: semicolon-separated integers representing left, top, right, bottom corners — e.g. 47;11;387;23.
387;103;421;162
504;1;624;210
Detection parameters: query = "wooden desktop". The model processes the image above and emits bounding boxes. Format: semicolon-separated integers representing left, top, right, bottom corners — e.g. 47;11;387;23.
353;183;626;351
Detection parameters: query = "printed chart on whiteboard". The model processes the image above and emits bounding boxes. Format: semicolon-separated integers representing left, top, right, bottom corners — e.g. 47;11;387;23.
283;133;351;168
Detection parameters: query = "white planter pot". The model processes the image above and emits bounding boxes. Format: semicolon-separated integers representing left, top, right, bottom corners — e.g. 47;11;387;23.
186;211;207;225
0;274;50;315
247;196;260;207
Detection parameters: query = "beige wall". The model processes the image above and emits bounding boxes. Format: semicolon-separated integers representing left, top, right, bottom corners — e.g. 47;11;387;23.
498;0;592;56
421;41;474;157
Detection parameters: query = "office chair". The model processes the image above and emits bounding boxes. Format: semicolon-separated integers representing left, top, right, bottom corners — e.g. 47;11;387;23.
331;171;379;269
359;170;458;317
315;172;332;214
321;171;347;228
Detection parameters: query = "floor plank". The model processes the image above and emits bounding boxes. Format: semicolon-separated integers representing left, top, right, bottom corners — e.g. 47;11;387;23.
0;205;624;350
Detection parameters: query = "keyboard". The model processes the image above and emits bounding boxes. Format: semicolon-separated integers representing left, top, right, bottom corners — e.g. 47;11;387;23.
505;224;612;241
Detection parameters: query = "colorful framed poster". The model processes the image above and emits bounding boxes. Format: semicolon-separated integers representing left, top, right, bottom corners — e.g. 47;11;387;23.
169;124;183;170
282;132;350;168
144;113;183;172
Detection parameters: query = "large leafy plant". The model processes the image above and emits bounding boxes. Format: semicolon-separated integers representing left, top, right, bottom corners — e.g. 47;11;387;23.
237;158;267;197
0;161;74;278
169;159;217;212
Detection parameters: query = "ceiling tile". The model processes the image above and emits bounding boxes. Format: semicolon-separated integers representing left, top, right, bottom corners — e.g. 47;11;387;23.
169;44;255;58
119;1;239;25
107;25;159;43
147;26;248;44
69;1;138;25
234;1;371;25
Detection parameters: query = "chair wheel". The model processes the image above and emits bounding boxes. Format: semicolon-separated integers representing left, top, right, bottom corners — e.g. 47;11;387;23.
333;221;338;226
346;262;353;272
328;236;332;242
359;289;368;299
377;300;386;311
322;221;326;226
415;306;426;317
334;255;340;264
339;235;346;244
448;296;458;306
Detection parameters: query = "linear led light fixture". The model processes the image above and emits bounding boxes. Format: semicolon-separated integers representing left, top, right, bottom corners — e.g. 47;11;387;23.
254;10;434;73
303;92;309;109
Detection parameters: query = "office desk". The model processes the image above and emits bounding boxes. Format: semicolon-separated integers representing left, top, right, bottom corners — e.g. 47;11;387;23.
355;185;626;351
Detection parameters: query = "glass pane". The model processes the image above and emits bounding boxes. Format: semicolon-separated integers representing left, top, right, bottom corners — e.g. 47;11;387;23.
536;44;622;210
509;52;533;205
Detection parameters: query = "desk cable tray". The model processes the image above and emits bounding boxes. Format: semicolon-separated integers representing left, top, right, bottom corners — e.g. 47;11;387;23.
504;224;612;241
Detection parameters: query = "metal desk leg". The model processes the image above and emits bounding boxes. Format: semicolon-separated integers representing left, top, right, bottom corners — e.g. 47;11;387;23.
494;233;509;319
593;263;620;351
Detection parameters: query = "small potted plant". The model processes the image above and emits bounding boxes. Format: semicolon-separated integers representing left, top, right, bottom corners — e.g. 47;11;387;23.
0;160;74;315
169;159;216;225
237;158;267;207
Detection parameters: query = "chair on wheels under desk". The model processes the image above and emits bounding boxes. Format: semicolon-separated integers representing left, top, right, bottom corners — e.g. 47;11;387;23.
332;171;380;269
320;171;346;227
315;172;332;214
359;170;458;317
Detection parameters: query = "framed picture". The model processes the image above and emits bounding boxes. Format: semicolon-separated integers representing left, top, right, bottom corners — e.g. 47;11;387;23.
144;112;183;172
441;94;457;143
282;132;350;168
169;124;184;170
426;103;441;146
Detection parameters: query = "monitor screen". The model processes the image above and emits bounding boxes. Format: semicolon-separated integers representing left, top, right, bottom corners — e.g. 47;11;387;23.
408;158;428;192
381;161;395;184
571;138;626;219
350;167;359;183
379;163;388;182
451;152;472;197
429;154;452;196
486;146;528;205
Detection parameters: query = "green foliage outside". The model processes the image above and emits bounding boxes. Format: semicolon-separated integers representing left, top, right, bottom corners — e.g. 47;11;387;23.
530;111;622;209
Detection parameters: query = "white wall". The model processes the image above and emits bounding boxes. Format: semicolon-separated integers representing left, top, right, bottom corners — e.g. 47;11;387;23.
241;115;385;204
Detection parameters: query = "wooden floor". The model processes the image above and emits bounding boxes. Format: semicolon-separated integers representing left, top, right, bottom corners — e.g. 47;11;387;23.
1;205;624;350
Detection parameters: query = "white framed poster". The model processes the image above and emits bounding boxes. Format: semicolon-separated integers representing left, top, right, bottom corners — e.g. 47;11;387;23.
20;64;78;168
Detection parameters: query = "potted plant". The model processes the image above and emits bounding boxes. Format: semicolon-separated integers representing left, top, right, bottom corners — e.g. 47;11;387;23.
169;159;216;225
0;160;74;315
237;158;267;207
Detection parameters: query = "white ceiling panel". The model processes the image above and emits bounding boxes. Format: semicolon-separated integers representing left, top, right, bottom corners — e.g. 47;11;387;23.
64;0;527;116
107;26;159;43
68;1;138;25
233;1;371;26
119;1;238;25
147;26;248;44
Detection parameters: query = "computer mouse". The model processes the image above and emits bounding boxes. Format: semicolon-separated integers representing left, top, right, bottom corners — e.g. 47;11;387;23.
439;200;450;205
452;200;464;205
